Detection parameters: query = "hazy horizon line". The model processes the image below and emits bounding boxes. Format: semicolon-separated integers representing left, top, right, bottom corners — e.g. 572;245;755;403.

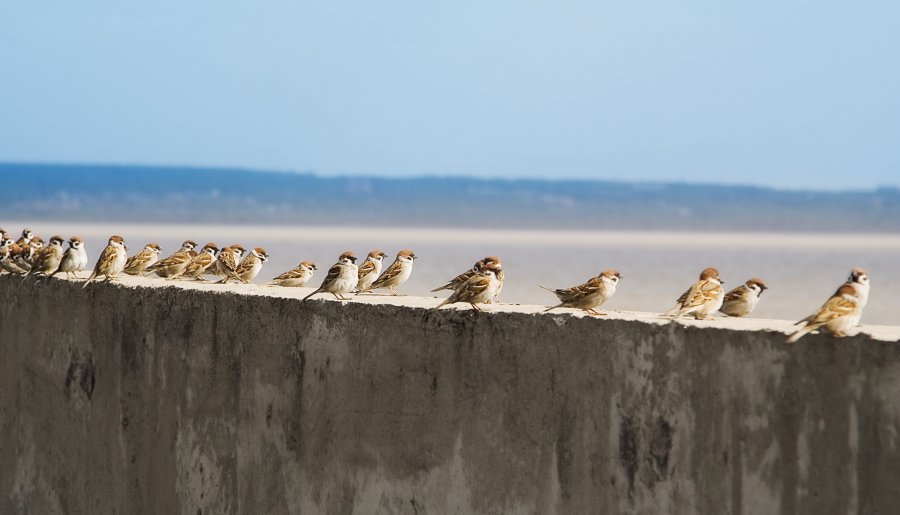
3;160;897;194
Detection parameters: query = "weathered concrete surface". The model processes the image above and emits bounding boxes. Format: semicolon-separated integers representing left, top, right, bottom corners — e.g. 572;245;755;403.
1;274;899;515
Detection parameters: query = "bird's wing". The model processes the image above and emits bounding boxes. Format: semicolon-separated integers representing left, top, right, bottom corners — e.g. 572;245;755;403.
681;280;722;309
218;252;239;271
553;278;602;303
801;294;859;326
372;260;403;287
723;285;747;303
150;250;190;270
93;245;117;274
432;269;474;292
184;253;213;274
125;250;152;270
448;275;492;303
274;267;304;281
318;263;344;287
357;260;376;278
675;287;691;306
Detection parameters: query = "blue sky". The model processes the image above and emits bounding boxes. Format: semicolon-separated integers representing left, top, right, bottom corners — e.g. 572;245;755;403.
1;1;898;189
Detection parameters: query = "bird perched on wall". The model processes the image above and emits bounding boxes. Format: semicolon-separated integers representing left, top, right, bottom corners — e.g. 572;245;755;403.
303;251;358;301
179;243;219;280
431;256;502;294
0;237;27;274
227;247;269;284
214;244;245;283
147;240;196;278
719;278;768;317
369;249;416;295
25;235;65;278
124;243;163;275
268;260;317;287
664;267;725;320
435;262;502;311
53;237;88;279
14;236;43;272
356;250;387;293
82;235;127;287
485;256;506;303
15;228;34;247
787;268;870;343
541;269;621;316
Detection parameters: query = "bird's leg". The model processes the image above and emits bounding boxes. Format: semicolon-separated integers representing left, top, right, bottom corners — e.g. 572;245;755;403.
471;303;482;312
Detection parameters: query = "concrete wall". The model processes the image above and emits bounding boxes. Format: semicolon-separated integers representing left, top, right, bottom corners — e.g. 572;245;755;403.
2;275;899;514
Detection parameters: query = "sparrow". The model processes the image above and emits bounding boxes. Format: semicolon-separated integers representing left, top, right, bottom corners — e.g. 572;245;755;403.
15;228;34;247
431;256;502;293
720;278;768;317
303;251;358;301
179;243;219;280
541;269;621;316
83;235;128;287
787;268;870;343
25;235;66;278
436;262;502;311
268;260;318;287
356;250;388;292
0;237;28;274
215;245;246;283
53;236;88;279
124;243;163;275
369;249;416;295
147;240;197;278
229;247;269;284
664;267;725;320
14;237;42;271
486;255;506;303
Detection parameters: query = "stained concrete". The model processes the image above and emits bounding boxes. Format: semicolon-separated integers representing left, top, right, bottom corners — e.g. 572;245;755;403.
1;274;899;514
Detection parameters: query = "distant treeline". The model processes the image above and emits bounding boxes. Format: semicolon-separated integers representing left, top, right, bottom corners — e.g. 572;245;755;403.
3;163;900;231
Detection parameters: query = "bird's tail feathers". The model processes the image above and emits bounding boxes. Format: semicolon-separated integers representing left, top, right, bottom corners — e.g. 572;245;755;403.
786;324;814;343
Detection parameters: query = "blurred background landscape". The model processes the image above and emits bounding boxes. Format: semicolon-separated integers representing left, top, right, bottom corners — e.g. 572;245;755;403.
2;163;900;231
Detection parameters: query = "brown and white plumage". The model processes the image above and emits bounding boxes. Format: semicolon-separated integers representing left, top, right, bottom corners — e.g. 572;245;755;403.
25;235;65;278
179;243;219;280
53;237;88;279
15;228;34;248
787;268;869;343
303;251;358;301
124;243;162;275
720;278;767;317
147;240;197;278
664;267;725;319
431;256;502;293
436;262;502;311
0;237;28;274
14;236;43;271
214;245;245;283
369;249;416;295
356;250;387;292
542;269;621;316
229;247;269;284
83;235;127;287
269;260;317;287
